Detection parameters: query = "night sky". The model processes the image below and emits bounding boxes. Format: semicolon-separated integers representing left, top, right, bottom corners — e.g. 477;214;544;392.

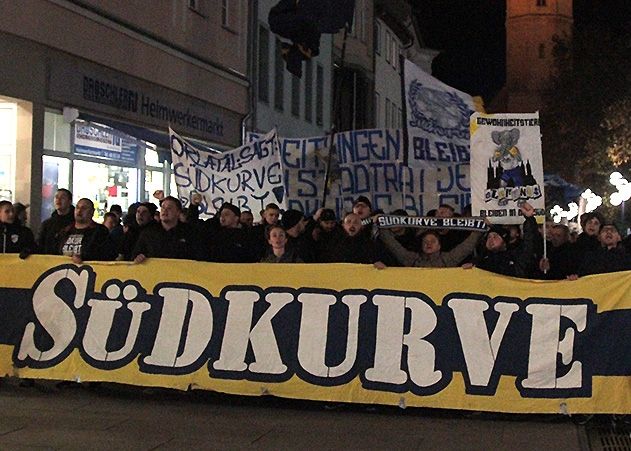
412;0;631;104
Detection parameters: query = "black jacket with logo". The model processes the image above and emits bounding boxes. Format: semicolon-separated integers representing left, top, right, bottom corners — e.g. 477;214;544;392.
1;222;36;254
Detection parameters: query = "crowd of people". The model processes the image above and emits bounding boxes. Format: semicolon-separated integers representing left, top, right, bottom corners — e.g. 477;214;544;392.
2;188;631;280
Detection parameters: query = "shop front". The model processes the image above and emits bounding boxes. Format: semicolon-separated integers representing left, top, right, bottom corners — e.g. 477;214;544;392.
0;30;246;228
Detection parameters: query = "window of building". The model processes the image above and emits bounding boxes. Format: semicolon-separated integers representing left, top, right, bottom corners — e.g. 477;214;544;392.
391;37;398;70
385;98;391;128
385;30;392;63
375;92;381;125
305;59;313;122
316;64;324;126
539;43;545;58
374;21;381;55
257;25;269;103
274;38;284;111
221;0;229;27
44;111;71;153
291;74;300;117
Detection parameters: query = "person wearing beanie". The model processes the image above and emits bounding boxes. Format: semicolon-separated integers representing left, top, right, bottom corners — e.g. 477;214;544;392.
469;202;539;278
573;211;604;256
311;207;341;261
119;202;157;260
281;209;317;262
572;222;631;277
352;196;372;220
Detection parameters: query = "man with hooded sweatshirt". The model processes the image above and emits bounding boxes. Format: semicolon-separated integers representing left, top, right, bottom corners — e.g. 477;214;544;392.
38;188;74;255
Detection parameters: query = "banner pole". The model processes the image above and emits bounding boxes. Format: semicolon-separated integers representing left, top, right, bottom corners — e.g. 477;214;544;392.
321;27;349;208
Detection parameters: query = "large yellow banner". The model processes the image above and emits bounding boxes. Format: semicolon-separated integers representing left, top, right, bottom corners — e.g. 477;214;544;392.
1;254;630;414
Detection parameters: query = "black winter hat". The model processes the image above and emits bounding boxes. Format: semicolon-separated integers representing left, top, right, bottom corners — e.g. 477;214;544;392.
219;202;241;217
281;209;304;230
353;196;372;209
488;225;511;243
319;208;336;222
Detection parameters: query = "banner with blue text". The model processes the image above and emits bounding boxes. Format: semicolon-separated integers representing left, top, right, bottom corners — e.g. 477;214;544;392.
170;128;286;219
1;255;630;414
249;129;466;217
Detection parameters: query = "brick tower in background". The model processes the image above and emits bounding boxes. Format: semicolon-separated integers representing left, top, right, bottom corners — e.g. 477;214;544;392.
492;0;573;112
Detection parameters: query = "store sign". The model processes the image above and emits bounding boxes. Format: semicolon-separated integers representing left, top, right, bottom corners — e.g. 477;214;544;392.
48;58;243;147
74;123;138;164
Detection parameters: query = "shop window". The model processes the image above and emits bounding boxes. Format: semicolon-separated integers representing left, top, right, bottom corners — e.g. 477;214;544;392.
44;111;71;153
41;155;71;220
72;161;138;220
145;169;164;202
145;145;161;167
0;103;16;201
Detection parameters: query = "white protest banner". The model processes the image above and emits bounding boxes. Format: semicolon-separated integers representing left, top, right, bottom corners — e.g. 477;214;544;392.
250;129;412;216
470;113;545;223
403;58;482;214
170;128;286;219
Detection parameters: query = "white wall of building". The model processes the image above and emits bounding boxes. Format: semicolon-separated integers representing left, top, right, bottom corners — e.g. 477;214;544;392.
373;18;404;130
254;0;333;138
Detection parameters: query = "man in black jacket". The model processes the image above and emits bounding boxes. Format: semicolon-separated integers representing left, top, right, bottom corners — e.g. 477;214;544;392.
133;196;201;262
56;198;115;263
574;223;631;277
37;188;74;254
0;200;35;255
472;202;538;278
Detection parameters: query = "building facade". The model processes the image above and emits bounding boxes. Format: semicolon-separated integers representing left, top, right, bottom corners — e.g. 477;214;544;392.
373;0;436;129
250;0;333;138
0;0;250;227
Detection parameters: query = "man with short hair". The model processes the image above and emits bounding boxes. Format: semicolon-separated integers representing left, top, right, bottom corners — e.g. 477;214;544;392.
204;203;257;263
133;196;200;262
317;212;382;264
38;188;74;254
56;198;115;263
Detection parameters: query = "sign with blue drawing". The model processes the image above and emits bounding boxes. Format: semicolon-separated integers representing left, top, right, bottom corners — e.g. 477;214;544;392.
470;113;545;223
171;128;286;219
403;58;482;213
